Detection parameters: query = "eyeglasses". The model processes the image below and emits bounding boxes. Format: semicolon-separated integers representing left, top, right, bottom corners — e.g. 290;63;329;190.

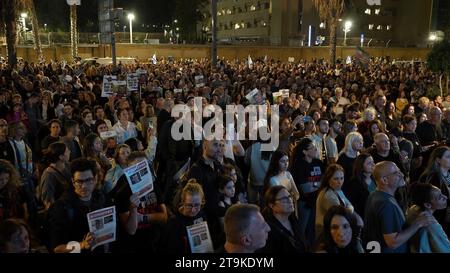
275;195;293;203
183;203;202;209
73;177;95;187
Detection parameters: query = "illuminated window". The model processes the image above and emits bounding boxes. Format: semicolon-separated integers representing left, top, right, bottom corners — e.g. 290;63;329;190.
365;9;371;15
227;9;232;15
386;25;391;30
319;22;326;29
368;24;374;30
375;9;380;15
217;11;222;16
261;21;267;27
240;22;245;28
250;5;256;11
377;25;382;30
234;23;240;29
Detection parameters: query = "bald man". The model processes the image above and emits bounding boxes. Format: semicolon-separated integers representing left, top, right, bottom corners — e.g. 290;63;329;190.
363;161;435;253
221;204;271;253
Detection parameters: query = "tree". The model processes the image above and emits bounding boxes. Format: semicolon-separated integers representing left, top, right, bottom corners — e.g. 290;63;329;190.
174;0;207;42
24;0;43;62
427;39;450;96
313;0;346;66
0;0;43;66
70;3;78;60
0;0;27;68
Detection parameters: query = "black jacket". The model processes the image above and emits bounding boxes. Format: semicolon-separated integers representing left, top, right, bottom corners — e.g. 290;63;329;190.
262;212;308;253
48;190;110;252
344;176;372;219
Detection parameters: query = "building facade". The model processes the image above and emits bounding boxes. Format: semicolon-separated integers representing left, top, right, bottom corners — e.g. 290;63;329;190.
202;0;303;46
301;0;435;47
203;0;445;47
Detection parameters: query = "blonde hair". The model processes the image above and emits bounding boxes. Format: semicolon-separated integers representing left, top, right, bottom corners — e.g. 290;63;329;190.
363;107;377;122
181;179;205;206
341;132;363;156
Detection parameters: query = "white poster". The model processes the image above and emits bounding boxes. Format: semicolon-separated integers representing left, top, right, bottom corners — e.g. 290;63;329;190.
280;89;290;98
87;206;116;250
288;57;295;63
245;88;263;105
195;75;205;88
123;160;154;198
127;73;139;91
100;130;117;140
186;221;214;253
101;75;117;97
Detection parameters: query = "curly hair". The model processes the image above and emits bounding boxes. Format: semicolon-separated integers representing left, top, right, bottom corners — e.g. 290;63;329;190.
0;159;21;200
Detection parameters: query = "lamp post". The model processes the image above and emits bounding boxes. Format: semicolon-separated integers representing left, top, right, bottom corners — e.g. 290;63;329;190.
343;20;352;46
127;13;135;44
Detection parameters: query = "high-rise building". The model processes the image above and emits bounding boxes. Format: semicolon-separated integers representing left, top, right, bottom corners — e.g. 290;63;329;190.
203;0;445;47
201;0;303;46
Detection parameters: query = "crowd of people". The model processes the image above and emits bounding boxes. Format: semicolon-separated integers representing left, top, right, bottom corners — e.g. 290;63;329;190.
0;55;449;253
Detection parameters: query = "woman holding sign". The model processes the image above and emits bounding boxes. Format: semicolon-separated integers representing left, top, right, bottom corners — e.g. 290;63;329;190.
162;179;215;253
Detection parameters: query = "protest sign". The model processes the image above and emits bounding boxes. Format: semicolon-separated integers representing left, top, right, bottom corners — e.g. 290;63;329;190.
100;130;117;140
186;221;214;253
101;75;117;97
87;206;116;250
124;160;154;198
127;73;139;91
245;88;264;105
195;75;205;88
112;80;128;98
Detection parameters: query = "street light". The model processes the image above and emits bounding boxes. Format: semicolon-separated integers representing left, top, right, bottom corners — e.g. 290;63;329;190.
20;12;28;32
429;33;437;41
343;20;352;46
127;13;135;44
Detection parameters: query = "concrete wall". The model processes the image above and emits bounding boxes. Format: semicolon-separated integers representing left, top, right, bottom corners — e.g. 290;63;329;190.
1;44;431;63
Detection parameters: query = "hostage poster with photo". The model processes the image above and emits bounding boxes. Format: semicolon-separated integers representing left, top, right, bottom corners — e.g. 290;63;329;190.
87;206;116;250
111;80;128;98
245;88;264;105
101;75;117;97
195;75;205;88
186;221;214;253
123;160;154;198
127;73;139;92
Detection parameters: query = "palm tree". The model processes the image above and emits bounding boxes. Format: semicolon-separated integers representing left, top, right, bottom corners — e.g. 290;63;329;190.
0;0;42;66
25;0;44;62
0;0;23;68
70;3;78;60
313;0;346;66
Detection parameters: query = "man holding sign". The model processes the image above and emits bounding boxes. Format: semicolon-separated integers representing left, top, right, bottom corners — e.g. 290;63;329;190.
111;151;168;252
48;158;114;253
